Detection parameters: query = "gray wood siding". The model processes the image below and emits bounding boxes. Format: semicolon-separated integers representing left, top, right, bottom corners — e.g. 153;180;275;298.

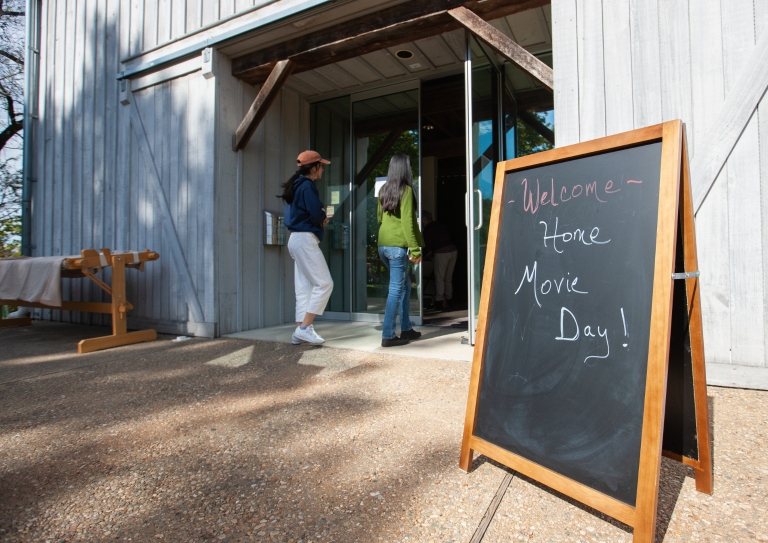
31;0;218;336
553;0;767;371
128;0;269;56
215;52;309;335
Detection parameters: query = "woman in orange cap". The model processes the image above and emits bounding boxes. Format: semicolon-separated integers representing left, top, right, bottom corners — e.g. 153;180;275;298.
278;150;334;345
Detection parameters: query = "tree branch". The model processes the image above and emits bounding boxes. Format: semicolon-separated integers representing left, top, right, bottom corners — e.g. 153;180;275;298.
0;49;24;65
0;119;22;151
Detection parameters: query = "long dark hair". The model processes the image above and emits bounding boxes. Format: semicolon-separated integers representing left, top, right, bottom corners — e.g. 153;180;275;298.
379;153;415;212
278;162;320;203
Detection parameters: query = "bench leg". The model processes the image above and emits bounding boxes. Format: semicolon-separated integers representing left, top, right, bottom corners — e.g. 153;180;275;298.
78;329;157;354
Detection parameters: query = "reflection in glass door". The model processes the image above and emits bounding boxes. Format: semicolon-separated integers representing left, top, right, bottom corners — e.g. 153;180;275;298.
311;96;351;313
351;88;420;320
466;35;503;344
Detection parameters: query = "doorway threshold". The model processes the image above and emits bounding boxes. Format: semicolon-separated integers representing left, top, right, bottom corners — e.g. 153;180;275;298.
225;321;473;362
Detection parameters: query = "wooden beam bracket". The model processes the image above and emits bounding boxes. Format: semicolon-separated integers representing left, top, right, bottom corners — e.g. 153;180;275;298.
448;6;553;92
234;59;295;151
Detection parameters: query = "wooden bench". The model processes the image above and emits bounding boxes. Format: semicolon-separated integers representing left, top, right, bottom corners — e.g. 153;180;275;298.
0;248;160;353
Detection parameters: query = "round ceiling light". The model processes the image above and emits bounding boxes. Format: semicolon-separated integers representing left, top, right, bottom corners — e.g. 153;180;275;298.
395;49;414;59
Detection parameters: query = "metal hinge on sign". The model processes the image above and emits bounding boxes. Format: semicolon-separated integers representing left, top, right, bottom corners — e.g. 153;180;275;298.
672;271;700;280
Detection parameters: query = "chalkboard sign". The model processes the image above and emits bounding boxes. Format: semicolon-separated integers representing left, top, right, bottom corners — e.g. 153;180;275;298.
460;121;711;543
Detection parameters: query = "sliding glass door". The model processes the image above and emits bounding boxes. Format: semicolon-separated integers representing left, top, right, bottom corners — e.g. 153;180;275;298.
465;34;515;344
351;85;421;322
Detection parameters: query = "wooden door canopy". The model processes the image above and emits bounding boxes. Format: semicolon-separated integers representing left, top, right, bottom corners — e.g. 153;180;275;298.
233;59;295;151
231;0;549;86
448;6;553;91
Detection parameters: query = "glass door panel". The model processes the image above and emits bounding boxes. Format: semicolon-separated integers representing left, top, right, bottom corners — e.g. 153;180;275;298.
311;96;351;313
351;89;420;318
502;65;518;161
466;35;500;344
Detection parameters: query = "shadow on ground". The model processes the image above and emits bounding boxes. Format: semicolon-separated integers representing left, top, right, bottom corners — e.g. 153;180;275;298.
0;322;488;542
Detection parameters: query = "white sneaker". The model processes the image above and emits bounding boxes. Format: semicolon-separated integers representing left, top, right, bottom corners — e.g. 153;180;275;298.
292;324;324;345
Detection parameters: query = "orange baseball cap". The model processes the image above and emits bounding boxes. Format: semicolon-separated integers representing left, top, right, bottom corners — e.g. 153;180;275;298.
296;150;331;166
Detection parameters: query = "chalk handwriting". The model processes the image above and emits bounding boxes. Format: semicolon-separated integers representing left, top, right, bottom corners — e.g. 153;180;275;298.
515;176;643;215
515;261;541;307
555;306;611;365
514;261;588;307
621;307;629;347
539;217;611;254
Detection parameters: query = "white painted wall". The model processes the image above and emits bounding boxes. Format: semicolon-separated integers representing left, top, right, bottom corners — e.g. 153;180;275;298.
552;0;768;383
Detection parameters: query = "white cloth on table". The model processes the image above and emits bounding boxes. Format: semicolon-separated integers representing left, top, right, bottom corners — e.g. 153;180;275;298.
0;256;67;307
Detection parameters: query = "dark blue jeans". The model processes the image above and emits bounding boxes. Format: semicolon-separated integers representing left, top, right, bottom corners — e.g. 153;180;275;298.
378;246;413;339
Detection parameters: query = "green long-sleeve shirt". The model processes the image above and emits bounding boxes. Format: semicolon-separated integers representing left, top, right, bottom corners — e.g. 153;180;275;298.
377;186;425;259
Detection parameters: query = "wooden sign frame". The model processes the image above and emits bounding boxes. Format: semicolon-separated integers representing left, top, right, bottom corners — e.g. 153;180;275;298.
460;120;712;543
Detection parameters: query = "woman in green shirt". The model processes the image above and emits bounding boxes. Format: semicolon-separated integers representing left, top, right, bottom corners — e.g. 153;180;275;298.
377;154;425;347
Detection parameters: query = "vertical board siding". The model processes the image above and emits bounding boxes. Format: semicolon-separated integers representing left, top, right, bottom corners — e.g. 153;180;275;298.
214;52;240;335
602;0;633;136
263;94;283;328
658;0;692;124
281;90;300;324
130;0;143;56
125;1;260;55
71;0;86;323
553;0;767;369
60;0;77;321
33;0;221;334
629;0;662;128
130;77;215;327
82;0;97;322
232;79;309;333
199;75;217;324
721;0;765;366
241;83;262;330
171;0;187;38
575;0;605;141
689;0;730;364
33;0;52;322
688;1;724;154
757;6;768;366
552;0;580;146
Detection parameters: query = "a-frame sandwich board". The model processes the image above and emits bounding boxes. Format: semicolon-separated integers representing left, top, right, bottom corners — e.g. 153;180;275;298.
459;120;711;543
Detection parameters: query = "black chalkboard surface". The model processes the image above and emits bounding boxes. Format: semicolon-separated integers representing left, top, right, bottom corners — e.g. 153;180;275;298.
460;122;712;542
475;142;662;506
662;226;699;461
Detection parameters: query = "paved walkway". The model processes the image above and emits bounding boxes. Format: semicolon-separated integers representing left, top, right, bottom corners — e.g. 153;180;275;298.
227;321;474;362
1;321;767;543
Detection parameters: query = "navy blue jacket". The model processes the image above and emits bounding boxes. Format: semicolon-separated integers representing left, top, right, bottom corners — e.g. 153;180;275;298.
284;176;326;241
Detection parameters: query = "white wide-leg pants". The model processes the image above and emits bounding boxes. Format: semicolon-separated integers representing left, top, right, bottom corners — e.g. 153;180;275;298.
287;232;333;322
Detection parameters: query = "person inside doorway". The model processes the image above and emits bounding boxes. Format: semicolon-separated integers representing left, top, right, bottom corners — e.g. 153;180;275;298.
377;153;425;347
280;150;334;345
422;210;458;311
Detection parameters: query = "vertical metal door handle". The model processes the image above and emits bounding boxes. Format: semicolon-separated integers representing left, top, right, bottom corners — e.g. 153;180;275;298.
474;189;483;230
465;192;469;228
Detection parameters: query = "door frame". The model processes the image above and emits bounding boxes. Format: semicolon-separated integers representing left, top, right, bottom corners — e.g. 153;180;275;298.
317;79;424;325
465;30;505;345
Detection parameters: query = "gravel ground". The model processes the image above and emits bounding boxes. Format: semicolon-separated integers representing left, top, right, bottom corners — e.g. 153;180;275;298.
0;322;766;543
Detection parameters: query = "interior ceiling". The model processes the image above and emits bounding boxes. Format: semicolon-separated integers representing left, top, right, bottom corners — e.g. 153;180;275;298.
253;5;552;104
